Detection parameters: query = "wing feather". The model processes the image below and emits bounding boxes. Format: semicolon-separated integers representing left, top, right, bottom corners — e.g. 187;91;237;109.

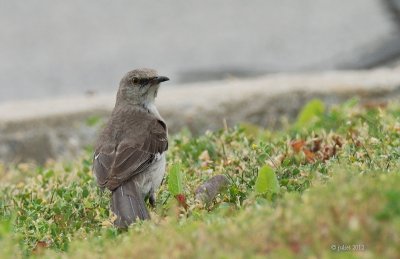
93;109;168;191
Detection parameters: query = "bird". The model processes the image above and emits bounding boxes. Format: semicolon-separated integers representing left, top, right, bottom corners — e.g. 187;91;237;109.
93;68;169;228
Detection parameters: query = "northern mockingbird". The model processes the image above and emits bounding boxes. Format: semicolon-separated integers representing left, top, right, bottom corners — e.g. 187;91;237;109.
93;68;169;228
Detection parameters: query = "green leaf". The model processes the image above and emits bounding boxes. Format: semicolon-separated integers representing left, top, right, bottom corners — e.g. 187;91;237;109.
255;165;280;194
168;162;184;195
0;218;12;238
342;97;359;109
85;115;101;127
295;99;325;128
240;123;261;138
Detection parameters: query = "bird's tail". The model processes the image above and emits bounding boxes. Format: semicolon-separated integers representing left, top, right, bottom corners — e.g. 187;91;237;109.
111;180;150;228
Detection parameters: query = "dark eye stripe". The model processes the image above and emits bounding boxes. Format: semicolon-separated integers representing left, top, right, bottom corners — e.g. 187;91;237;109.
140;78;150;84
132;77;156;85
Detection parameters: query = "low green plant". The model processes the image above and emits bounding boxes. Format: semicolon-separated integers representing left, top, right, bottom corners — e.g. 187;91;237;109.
0;99;399;258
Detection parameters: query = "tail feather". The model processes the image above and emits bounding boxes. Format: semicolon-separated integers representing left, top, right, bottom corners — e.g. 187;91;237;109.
111;180;150;228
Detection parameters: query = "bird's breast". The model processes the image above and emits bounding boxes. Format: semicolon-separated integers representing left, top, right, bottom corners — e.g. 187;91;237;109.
143;102;162;120
135;153;166;197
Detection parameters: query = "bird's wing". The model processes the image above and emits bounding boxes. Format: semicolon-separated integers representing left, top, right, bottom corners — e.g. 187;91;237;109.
93;117;168;191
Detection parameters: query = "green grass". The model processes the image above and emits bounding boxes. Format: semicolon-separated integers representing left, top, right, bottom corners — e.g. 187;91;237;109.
0;99;399;258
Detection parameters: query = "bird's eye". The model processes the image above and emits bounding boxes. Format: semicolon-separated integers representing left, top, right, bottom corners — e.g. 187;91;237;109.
130;77;138;84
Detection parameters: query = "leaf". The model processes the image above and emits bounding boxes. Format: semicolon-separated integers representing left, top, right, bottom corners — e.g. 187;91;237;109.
195;175;229;204
342;97;359;109
198;150;211;163
175;194;188;209
290;140;305;153
168;162;183;196
240;123;261;138
303;149;316;163
85;115;102;126
0;219;12;238
33;241;50;254
255;165;280;194
296;99;325;128
362;109;383;138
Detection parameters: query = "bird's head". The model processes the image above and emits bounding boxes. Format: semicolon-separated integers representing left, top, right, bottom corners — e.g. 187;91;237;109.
116;68;169;106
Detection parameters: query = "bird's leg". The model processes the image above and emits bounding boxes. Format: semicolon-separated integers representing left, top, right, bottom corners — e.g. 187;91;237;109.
149;191;156;208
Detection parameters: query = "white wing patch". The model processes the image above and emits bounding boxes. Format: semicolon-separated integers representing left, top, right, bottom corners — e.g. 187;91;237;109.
154;152;164;161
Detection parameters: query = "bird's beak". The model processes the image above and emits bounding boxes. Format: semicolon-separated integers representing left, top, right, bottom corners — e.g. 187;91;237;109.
153;76;169;83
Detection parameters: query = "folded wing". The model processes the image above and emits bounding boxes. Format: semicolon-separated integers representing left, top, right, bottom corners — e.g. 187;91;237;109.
93;112;168;191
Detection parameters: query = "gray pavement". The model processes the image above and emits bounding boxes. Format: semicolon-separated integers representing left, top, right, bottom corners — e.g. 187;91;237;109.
1;0;400;103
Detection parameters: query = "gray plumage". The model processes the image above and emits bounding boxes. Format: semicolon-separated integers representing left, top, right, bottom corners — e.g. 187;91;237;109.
93;68;169;228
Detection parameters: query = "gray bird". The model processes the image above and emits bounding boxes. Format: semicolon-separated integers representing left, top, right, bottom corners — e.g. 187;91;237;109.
93;68;169;228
